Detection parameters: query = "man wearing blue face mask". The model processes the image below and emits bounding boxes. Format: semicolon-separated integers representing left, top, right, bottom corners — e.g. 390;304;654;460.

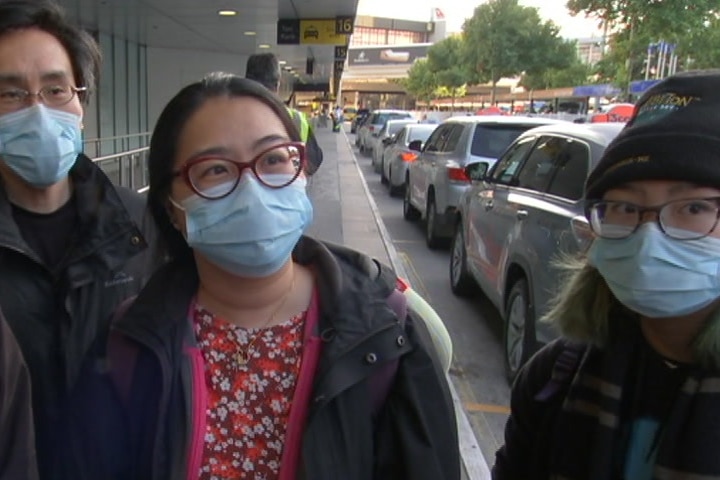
494;69;720;480
0;1;158;478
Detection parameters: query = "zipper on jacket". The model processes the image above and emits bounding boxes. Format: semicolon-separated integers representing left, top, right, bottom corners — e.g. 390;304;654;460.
185;346;207;480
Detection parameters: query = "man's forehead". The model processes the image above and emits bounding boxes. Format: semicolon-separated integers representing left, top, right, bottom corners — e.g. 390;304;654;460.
0;70;71;84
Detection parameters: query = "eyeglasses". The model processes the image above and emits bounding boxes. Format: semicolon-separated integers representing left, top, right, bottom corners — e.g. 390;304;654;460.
0;85;87;110
172;141;305;199
586;197;720;240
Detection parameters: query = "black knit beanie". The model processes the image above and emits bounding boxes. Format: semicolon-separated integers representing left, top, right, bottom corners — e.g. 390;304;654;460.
585;69;720;200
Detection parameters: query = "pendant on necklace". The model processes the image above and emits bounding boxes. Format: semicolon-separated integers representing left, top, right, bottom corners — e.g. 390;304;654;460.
237;350;250;366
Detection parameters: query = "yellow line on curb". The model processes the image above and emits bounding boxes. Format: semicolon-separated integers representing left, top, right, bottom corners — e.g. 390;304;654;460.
464;403;511;415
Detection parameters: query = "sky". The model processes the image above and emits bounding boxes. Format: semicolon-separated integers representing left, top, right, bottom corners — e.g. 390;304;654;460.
355;0;603;39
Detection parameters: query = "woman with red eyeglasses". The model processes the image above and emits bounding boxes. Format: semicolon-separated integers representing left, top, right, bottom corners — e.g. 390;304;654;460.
83;72;459;480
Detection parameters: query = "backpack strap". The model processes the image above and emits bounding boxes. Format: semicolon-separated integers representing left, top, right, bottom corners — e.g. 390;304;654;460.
534;341;585;402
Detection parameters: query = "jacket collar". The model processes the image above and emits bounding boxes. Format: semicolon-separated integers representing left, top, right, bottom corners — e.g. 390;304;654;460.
115;236;397;360
0;154;147;272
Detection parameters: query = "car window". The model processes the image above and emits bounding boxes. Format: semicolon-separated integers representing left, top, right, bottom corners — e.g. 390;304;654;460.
387;122;411;136
471;125;534;159
394;128;406;144
406;127;434;146
489;137;536;184
545;140;591;200
516;136;561;192
442;125;465;152
424;125;451;153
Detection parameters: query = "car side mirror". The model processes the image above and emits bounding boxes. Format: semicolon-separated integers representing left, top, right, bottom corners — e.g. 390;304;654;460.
408;140;423;152
465;161;490;182
382;136;395;146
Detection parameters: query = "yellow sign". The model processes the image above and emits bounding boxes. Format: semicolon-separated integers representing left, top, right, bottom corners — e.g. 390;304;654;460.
299;20;348;45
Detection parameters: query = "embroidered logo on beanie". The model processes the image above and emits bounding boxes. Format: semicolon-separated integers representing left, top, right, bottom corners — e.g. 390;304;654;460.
632;92;700;127
584;69;720;200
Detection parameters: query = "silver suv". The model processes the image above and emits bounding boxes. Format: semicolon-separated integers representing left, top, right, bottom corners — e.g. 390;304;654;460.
403;116;563;248
449;122;624;381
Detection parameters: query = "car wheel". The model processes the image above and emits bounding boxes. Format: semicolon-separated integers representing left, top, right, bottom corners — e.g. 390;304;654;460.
425;197;445;249
450;222;475;296
403;177;421;221
503;278;537;383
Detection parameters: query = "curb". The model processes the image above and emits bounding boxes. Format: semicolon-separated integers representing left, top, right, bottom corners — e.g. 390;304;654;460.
341;131;491;480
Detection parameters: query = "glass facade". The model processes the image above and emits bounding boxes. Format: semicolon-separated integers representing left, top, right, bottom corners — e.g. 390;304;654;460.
350;26;426;46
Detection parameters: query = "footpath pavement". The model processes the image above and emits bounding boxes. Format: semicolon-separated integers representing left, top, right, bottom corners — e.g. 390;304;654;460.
306;125;491;480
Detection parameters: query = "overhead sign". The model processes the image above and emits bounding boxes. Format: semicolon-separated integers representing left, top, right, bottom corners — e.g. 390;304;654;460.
299;19;348;45
335;16;354;35
348;44;430;66
334;45;348;60
277;18;350;45
277;19;301;45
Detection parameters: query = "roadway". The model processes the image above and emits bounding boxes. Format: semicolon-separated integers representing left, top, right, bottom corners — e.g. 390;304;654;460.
347;126;512;468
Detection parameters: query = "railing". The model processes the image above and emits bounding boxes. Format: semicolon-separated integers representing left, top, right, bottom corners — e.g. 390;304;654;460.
92;146;150;193
83;132;152;159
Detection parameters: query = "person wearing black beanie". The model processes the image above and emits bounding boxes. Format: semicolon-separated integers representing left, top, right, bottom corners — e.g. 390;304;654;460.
494;70;720;480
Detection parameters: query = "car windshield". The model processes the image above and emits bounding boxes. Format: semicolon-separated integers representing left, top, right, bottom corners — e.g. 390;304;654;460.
471;125;535;158
406;127;435;145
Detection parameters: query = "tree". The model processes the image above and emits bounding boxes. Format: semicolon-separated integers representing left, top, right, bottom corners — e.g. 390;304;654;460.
520;58;594;91
567;0;720;91
462;0;574;103
403;59;439;106
426;36;469;109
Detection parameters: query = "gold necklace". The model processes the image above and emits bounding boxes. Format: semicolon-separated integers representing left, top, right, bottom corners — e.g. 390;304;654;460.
236;273;296;366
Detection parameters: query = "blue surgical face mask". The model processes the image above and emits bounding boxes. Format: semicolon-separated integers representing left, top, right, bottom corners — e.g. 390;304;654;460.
0;104;82;187
172;173;313;278
588;223;720;318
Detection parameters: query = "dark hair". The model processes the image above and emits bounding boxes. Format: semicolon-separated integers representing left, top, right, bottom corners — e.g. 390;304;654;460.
0;0;101;103
245;53;280;91
147;72;301;261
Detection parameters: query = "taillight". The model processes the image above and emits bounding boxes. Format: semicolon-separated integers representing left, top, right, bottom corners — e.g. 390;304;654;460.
396;277;410;292
447;167;470;182
400;152;418;162
369;125;375;132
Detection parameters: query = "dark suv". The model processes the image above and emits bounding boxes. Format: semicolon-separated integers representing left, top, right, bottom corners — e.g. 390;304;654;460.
450;122;624;381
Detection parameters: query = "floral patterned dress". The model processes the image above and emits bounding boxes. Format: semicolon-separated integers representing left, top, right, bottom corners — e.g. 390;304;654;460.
193;303;306;480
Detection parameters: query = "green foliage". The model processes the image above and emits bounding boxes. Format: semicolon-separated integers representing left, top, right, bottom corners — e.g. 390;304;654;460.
521;59;594;91
566;0;720;90
462;0;574;101
426;36;469;104
403;59;439;104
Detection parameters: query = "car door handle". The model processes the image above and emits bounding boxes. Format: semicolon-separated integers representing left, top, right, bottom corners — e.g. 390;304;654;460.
516;209;528;220
484;200;494;211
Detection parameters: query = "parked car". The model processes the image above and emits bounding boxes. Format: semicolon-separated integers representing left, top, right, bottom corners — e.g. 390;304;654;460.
370;119;418;172
381;123;438;196
357;109;414;154
403;115;565;249
449;122;624;382
350;108;370;134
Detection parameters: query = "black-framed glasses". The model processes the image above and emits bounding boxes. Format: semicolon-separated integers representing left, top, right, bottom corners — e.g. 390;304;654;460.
0;85;87;110
172;141;305;199
586;197;720;240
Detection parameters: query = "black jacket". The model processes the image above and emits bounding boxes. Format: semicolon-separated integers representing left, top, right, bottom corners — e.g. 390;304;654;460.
0;154;159;479
0;312;38;480
93;237;459;480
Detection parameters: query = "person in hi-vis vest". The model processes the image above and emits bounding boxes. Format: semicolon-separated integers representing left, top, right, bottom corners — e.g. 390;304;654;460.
246;53;324;175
